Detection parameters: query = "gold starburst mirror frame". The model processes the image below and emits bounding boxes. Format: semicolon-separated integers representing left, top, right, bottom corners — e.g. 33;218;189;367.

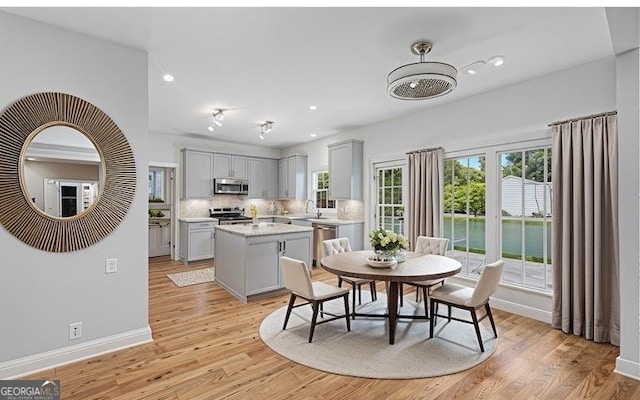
0;92;136;252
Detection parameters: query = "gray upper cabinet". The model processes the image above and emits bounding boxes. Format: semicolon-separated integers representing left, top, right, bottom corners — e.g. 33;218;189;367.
182;149;214;199
277;155;307;200
213;154;248;179
328;139;363;200
248;157;278;199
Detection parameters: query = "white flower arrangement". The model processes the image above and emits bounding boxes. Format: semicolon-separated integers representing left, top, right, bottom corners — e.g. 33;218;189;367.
368;228;408;252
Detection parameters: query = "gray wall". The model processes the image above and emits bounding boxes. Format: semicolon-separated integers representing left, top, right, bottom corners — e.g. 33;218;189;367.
0;11;150;375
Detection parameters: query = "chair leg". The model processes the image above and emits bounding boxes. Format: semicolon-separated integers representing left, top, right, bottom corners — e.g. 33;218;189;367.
422;287;429;317
470;309;484;352
429;300;436;338
309;301;320;343
338;276;343;287
447;305;452;321
320;302;324;318
358;284;362;305
283;293;296;330
343;294;351;332
486;303;498;338
416;286;420;302
351;283;357;319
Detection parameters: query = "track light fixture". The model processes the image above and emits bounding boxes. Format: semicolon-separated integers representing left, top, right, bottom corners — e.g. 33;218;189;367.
207;109;225;132
259;121;274;140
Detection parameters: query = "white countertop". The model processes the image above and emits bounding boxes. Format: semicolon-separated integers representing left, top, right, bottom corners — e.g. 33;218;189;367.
216;223;313;237
178;217;218;223
258;214;364;225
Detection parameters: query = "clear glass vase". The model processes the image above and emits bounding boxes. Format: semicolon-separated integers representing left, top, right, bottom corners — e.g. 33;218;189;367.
375;249;397;262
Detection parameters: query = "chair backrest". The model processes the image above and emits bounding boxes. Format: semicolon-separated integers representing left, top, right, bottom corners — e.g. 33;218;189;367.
322;237;352;257
470;260;505;306
414;236;448;256
280;256;314;298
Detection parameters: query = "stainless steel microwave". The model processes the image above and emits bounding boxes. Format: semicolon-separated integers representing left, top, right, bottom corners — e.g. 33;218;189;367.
213;178;248;195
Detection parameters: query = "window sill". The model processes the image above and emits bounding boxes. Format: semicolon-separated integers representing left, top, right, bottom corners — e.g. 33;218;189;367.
450;274;553;297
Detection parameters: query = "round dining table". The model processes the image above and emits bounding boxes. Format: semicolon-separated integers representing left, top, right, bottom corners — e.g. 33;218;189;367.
320;250;462;344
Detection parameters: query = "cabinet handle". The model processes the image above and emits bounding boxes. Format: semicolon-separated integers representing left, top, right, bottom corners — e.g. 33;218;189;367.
278;241;282;252
283;240;287;254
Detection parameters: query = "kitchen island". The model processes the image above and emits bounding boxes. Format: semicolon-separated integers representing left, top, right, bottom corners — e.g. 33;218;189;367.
214;223;313;302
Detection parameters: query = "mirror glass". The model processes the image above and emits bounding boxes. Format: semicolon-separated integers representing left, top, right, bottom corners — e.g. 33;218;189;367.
22;125;102;218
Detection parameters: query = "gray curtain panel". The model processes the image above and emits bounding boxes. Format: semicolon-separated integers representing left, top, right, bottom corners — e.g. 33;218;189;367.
551;115;619;345
406;148;443;250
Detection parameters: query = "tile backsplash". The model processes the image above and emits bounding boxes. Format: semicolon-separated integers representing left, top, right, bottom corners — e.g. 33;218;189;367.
179;196;364;220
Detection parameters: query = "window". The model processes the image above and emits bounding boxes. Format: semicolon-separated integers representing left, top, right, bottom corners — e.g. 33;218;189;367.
499;147;552;290
443;156;486;275
312;171;335;209
443;142;553;292
374;162;405;236
148;168;165;202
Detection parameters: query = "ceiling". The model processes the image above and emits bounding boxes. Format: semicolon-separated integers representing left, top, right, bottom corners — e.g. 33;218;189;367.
3;7;613;149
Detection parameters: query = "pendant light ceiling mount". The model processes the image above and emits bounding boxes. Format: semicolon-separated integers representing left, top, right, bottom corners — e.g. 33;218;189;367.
387;40;457;101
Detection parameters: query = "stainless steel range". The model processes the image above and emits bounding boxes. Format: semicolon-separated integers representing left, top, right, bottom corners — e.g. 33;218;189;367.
209;207;253;225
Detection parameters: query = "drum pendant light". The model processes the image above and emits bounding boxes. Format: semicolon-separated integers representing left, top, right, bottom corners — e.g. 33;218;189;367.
387;41;457;100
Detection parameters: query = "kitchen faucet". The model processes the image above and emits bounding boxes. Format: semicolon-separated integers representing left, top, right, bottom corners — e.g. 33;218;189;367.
305;199;314;214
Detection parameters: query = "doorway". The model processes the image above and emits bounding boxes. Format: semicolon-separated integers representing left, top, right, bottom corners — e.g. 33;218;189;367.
148;163;178;259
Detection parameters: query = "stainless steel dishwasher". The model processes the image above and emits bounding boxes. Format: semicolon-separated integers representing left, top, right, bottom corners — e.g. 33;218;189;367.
313;223;337;266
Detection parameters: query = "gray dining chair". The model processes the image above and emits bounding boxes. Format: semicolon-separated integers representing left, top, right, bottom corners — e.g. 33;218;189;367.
429;260;504;352
400;236;449;316
281;256;351;343
323;237;377;318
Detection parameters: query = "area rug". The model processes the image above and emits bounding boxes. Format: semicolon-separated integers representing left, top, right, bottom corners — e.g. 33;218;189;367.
259;294;497;379
167;267;215;287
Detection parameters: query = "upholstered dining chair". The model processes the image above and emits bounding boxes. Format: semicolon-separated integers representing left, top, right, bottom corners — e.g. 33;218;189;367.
322;238;378;319
280;256;351;343
400;236;449;315
429;260;504;352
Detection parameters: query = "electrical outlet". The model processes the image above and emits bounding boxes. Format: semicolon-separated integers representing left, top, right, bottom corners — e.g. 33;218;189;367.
69;322;82;340
105;258;117;274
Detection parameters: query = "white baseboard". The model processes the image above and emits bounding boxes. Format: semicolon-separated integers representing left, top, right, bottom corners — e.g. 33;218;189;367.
615;357;640;381
0;326;153;379
490;297;552;324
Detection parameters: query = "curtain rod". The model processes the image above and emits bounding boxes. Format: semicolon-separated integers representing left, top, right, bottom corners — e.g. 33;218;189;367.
548;111;617;127
406;146;443;155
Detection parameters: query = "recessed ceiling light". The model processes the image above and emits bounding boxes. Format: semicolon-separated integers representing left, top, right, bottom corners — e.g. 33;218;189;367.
207;125;214;132
309;105;318;111
459;61;486;76
488;56;505;67
310;133;317;138
26;157;36;161
162;74;174;82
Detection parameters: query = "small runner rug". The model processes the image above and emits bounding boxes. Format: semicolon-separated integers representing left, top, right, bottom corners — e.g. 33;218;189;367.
259;293;497;379
167;267;215;287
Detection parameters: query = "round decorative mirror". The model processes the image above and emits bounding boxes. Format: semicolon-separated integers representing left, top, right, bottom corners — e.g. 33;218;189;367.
0;92;136;252
21;124;104;218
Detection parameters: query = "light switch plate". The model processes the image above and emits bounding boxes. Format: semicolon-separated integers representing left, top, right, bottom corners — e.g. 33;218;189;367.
105;258;117;274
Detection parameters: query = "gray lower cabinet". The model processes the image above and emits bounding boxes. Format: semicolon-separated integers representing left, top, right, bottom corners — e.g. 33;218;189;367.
149;223;171;257
179;220;216;265
214;229;312;301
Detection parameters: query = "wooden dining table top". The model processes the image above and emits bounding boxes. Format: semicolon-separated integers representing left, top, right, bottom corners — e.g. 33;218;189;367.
320;250;462;282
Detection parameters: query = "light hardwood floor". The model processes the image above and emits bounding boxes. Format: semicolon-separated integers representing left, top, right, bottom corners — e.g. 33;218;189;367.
27;256;640;399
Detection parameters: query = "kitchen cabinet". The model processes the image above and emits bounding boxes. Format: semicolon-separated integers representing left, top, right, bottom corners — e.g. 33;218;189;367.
248;157;278;199
214;154;247;179
277;155;307;200
182;150;214;199
214;225;313;301
328;139;363;200
148;222;171;257
179;220;216;265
